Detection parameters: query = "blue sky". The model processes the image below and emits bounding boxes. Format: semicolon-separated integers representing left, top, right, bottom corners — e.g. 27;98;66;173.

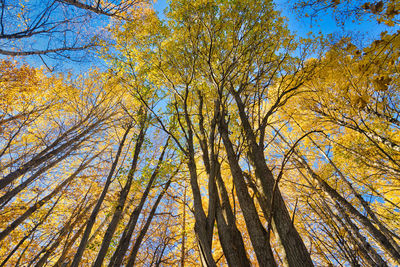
273;0;390;45
153;0;169;17
153;0;388;45
11;0;390;73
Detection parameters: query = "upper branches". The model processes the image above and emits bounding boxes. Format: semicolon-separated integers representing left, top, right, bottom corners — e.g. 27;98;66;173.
0;0;147;59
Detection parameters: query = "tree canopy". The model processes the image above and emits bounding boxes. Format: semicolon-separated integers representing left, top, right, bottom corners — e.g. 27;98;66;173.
0;0;399;266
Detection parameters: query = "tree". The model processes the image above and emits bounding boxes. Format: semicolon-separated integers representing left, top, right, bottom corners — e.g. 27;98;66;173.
0;0;148;61
1;0;400;266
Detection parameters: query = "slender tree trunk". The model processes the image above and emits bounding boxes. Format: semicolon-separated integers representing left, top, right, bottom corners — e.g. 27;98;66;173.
217;107;277;267
331;201;387;266
182;87;216;267
365;106;400;127
180;182;187;267
297;168;385;267
0;156;95;242
109;137;169;267
232;93;314;266
126;177;173;266
196;94;250;266
297;154;400;263
34;202;93;267
214;161;251;267
92;118;147;267
71;125;132;267
0;144;77;207
316;141;400;255
196;91;217;247
0;117;103;190
54;221;87;267
0;195;60;267
318;111;400;153
187;155;217;267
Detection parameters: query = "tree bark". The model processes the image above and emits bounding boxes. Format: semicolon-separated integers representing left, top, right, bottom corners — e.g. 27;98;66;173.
182;87;216;267
232;93;313;266
71;125;132;267
126;177;173;266
34;201;93;267
109;137;169;267
0;116;103;190
218;108;277;267
297;154;400;263
0;155;95;242
0;195;60;267
92;117;147;267
215;160;251;267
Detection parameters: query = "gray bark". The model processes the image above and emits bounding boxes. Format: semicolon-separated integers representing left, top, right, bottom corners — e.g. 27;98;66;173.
0;156;95;242
297;155;400;264
126;177;173;266
218;108;277;267
232;93;314;266
109;137;169;267
92;118;147;267
215;160;251;267
71;125;132;267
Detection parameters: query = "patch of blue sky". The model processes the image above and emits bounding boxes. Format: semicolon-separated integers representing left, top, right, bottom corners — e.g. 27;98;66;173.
0;0;111;74
3;0;395;74
153;0;169;19
273;0;394;46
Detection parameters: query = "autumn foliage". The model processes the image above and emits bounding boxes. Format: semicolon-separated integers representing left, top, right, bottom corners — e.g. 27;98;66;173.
0;0;399;266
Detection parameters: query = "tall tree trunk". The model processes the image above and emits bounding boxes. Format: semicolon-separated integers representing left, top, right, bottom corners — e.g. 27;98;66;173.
232;93;314;266
183;87;216;267
331;200;387;266
314;139;400;255
196;91;217;247
297;154;400;263
196;91;248;266
214;160;251;267
0;194;60;267
126;177;173;266
0;155;95;242
0;143;79;207
0;117;104;190
109;137;169;267
34;201;93;267
54;220;87;267
217;107;277;267
180;182;187;267
187;155;217;267
71;125;132;267
92;117;147;267
196;95;250;266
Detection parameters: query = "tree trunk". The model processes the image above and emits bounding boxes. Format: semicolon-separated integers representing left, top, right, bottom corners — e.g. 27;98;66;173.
0;194;60;267
0;117;103;190
92;118;147;267
215;160;251;267
54;221;87;267
297;154;400;263
34;202;93;267
0;156;94;242
218;108;277;267
126;177;173;266
109;138;169;267
232;92;314;266
183;87;216;267
180;183;187;267
70;125;131;267
316;141;400;255
0;144;77;207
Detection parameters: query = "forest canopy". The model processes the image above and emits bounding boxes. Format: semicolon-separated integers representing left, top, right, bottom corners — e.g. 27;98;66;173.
0;0;399;266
